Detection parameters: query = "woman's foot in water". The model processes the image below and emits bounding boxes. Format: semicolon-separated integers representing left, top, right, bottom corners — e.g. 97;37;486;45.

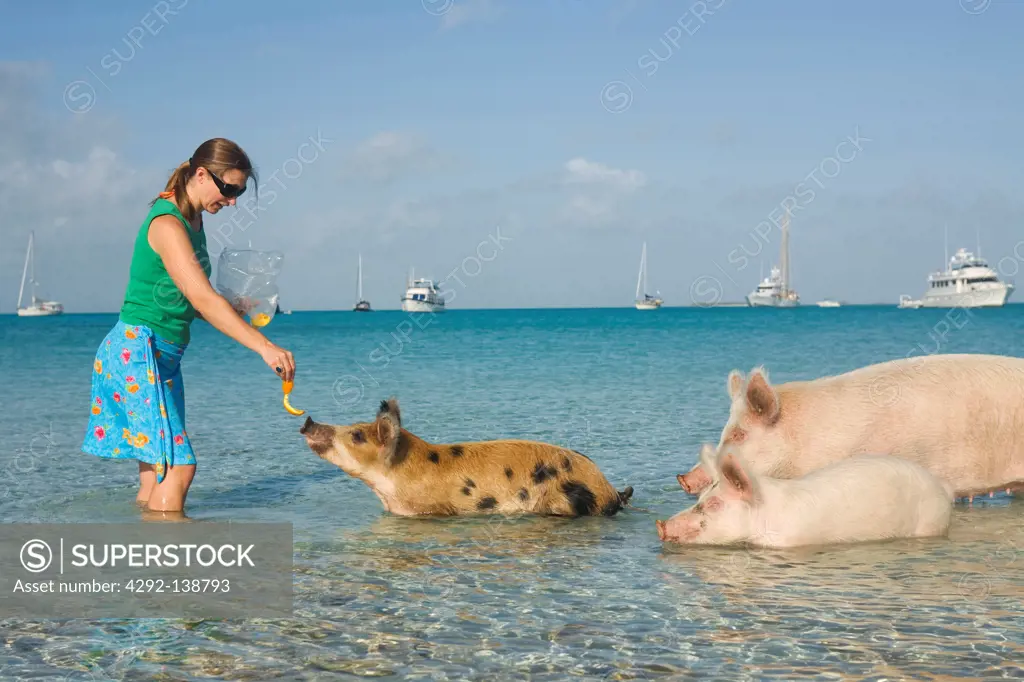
140;508;193;522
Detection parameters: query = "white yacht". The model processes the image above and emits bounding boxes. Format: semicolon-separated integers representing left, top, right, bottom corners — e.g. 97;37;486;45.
17;230;64;317
746;210;799;307
747;265;797;307
401;270;446;313
920;247;1013;308
816;299;841;308
634;241;663;310
353;253;371;312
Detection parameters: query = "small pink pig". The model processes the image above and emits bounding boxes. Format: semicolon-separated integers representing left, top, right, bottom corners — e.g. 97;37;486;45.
657;444;955;547
677;353;1024;502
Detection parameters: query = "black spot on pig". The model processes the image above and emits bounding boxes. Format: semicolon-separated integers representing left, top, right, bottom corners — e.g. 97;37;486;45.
464;478;476;489
504;467;513;479
428;451;440;464
477;496;497;510
561;456;573;473
517;488;529;501
450;445;464;458
461;487;471;496
561;480;597;516
532;462;558;484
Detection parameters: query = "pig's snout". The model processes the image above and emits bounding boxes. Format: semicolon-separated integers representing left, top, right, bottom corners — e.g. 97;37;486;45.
678;467;711;495
656;513;701;543
300;416;334;456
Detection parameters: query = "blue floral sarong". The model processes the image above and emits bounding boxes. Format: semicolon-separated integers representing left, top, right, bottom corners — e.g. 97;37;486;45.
82;320;196;482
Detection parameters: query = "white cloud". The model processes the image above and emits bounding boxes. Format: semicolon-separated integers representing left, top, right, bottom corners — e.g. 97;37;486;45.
562;195;614;221
439;0;503;30
560;157;647;224
563;157;646;190
342;131;447;183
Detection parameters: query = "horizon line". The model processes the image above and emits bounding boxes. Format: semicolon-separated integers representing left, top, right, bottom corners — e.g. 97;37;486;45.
5;302;1024;316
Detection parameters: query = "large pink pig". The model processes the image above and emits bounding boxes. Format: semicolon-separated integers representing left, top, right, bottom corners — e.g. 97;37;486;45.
677;353;1024;503
657;444;955;547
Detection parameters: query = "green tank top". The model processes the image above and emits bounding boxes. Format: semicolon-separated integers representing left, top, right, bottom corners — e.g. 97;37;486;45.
119;198;211;345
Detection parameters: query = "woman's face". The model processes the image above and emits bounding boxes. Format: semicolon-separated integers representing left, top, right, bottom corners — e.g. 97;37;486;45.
196;167;249;214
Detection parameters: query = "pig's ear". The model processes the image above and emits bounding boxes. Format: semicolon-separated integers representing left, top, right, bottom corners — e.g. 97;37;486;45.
377;397;401;428
375;397;402;466
745;368;780;424
727;370;745;401
717;451;759;503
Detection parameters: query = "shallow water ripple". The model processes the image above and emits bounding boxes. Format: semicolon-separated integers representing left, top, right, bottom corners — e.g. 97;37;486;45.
2;308;1023;680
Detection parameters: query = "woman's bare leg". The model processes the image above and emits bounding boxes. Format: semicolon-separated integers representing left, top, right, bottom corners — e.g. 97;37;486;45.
145;463;196;513
137;462;157;507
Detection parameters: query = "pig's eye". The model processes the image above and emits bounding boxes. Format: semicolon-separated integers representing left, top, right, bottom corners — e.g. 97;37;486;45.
729;429;746;443
351;430;366;444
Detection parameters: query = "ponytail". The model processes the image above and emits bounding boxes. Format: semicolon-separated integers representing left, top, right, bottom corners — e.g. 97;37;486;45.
152;160;199;222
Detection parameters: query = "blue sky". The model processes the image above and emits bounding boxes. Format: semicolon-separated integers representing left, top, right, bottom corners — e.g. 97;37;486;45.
2;0;1022;311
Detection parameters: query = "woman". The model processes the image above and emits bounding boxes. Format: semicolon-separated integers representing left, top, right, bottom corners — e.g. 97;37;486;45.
82;138;295;514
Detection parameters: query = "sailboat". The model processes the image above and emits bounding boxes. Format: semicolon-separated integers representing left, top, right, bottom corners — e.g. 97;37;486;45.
353;253;372;312
634;241;663;310
17;230;64;317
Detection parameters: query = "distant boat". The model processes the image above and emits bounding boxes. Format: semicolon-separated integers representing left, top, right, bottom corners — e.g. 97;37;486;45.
634;241;663;310
921;244;1013;308
898;294;923;309
913;226;1013;308
353;253;372;312
816;299;841;307
401;268;445;313
746;209;799;308
17;230;63;317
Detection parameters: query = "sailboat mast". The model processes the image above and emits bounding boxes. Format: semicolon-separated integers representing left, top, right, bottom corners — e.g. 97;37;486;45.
18;231;33;309
643;242;648;295
780;210;790;296
635;243;646;299
357;253;363;301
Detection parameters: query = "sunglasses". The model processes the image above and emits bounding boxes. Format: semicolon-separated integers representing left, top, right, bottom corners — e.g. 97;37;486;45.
190;157;247;199
204;167;247;198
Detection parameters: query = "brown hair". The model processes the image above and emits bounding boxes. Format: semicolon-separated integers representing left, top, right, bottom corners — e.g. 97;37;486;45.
154;137;258;222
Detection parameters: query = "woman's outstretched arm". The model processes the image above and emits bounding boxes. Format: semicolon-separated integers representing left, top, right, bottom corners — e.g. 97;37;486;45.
147;215;295;381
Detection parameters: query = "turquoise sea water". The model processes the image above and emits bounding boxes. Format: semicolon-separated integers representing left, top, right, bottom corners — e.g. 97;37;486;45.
1;306;1022;681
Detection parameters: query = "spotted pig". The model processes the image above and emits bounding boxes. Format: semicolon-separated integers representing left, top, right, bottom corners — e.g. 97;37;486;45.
300;398;634;517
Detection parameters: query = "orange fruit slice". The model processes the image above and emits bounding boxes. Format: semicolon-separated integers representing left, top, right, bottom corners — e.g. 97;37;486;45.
282;380;304;415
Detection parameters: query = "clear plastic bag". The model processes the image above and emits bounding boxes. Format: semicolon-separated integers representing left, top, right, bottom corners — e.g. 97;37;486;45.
215;249;284;326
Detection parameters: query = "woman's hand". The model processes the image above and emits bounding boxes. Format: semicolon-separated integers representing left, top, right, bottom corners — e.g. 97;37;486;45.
260;341;295;383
